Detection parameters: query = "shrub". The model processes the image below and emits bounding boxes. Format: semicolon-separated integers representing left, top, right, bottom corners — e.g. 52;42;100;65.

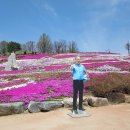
88;73;130;98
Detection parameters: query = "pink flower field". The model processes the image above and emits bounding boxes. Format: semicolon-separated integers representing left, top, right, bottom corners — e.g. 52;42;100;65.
0;52;130;107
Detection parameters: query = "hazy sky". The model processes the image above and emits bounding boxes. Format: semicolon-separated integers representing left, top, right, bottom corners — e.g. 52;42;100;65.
0;0;130;54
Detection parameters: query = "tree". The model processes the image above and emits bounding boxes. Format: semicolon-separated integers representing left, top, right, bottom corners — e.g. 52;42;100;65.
26;41;36;53
21;41;37;54
37;33;52;53
0;41;8;54
7;41;21;53
68;41;78;53
125;42;130;54
54;40;67;53
21;43;27;52
54;41;60;53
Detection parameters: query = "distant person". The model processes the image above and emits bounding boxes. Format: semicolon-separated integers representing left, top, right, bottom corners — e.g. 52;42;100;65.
70;56;89;114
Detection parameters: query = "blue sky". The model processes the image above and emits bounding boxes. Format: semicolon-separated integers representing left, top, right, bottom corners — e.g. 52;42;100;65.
0;0;130;54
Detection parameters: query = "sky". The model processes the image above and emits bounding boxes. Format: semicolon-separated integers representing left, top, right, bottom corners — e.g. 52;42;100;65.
0;0;130;54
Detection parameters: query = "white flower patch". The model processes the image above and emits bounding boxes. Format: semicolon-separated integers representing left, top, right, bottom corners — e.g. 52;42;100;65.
88;70;107;73
0;78;9;84
16;57;56;70
0;78;35;91
51;58;74;64
95;65;121;71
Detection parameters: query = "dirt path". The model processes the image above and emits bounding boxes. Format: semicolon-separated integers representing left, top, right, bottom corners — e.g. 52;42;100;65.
0;103;130;130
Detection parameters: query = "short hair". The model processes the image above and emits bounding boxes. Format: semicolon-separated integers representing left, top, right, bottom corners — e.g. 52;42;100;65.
75;55;80;60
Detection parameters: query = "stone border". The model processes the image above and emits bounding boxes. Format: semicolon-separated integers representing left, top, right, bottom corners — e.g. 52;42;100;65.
0;95;130;116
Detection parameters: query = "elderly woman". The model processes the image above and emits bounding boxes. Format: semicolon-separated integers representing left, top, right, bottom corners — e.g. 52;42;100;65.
70;56;89;114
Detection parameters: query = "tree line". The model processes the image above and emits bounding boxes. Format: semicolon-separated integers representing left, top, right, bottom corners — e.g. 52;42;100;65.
0;33;78;55
0;33;130;55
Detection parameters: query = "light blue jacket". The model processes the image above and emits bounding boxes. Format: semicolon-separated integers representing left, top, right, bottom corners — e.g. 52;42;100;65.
72;64;86;80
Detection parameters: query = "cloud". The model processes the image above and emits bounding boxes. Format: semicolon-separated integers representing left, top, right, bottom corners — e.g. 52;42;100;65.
43;3;57;16
29;0;57;17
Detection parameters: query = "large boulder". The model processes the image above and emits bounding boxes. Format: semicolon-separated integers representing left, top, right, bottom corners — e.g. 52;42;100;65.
28;101;63;113
39;101;63;111
28;101;41;113
63;97;88;108
106;92;125;103
0;102;25;116
63;98;73;108
125;94;130;103
87;97;109;107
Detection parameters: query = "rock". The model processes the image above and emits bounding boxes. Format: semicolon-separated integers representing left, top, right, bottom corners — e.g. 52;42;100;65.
5;52;18;70
63;98;73;108
0;102;25;116
63;97;88;108
39;101;63;111
106;92;125;103
83;101;88;106
87;97;109;107
28;101;41;113
28;101;63;113
125;94;130;103
83;94;93;102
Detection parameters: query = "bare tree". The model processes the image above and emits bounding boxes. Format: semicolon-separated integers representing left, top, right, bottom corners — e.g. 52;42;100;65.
68;41;78;53
21;41;37;54
54;40;67;53
21;44;27;52
26;41;35;53
125;42;130;54
37;33;52;53
61;40;67;53
54;41;60;53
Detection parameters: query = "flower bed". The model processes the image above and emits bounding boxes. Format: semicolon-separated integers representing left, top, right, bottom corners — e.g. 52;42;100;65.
81;59;118;63
0;79;30;88
84;61;130;71
18;54;49;60
52;54;76;59
0;79;73;107
0;69;31;75
0;52;130;107
44;65;69;71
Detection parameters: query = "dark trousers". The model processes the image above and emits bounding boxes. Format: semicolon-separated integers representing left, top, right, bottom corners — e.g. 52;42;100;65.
73;80;84;110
